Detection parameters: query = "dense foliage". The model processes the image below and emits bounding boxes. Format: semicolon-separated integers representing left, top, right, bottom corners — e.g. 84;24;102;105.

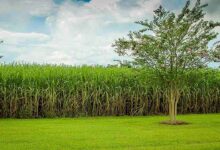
0;64;219;118
113;0;220;123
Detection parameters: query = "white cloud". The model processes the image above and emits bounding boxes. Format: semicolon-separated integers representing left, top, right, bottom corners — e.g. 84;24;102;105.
0;0;55;16
1;0;219;66
0;0;162;65
0;28;50;44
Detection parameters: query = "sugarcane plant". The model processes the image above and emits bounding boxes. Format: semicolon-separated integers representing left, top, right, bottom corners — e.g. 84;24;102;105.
0;64;219;118
113;0;220;124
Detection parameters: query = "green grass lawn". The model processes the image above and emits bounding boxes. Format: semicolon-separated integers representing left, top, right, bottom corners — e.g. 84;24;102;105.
0;114;220;150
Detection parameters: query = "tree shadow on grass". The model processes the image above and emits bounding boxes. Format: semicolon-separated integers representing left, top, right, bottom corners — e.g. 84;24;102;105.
160;120;190;125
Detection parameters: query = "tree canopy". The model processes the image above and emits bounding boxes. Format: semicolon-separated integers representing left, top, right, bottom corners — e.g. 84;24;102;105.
113;0;220;124
113;0;220;70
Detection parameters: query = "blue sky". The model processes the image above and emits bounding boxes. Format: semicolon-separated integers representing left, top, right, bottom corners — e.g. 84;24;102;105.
0;0;219;65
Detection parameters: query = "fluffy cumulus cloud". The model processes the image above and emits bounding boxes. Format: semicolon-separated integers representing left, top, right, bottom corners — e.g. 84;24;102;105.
0;29;50;44
0;0;219;65
0;0;163;65
0;0;55;16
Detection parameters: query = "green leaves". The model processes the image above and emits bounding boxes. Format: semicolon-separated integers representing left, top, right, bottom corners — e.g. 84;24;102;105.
0;64;219;118
113;0;220;119
113;0;220;72
211;41;220;63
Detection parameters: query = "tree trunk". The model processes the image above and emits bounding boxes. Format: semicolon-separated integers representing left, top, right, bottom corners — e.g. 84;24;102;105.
168;85;179;124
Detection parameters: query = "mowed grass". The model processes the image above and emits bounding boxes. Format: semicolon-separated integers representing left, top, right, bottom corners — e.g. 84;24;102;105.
0;114;220;150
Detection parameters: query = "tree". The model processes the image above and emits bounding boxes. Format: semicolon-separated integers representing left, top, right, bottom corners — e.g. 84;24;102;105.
113;0;220;124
